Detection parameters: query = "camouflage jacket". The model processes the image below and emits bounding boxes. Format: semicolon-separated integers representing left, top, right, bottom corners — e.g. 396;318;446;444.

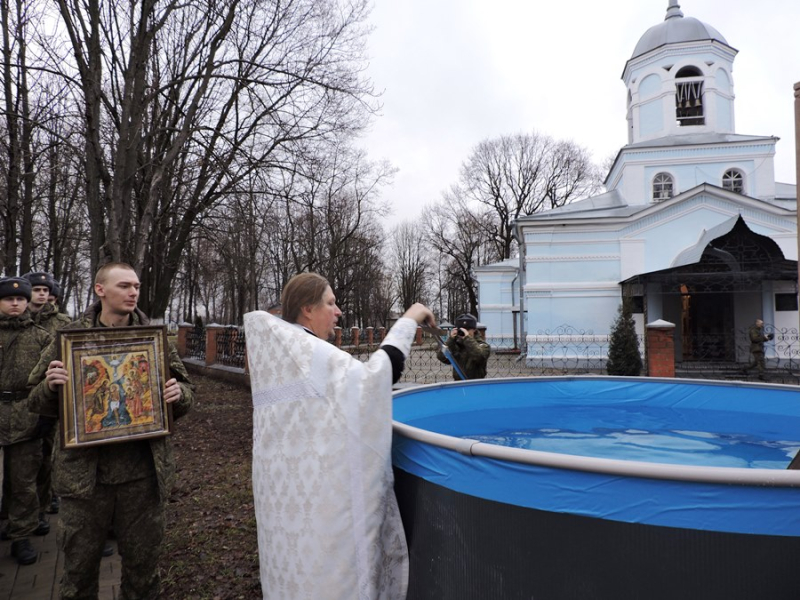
32;302;72;337
436;331;491;380
27;300;194;500
748;325;771;353
0;311;52;445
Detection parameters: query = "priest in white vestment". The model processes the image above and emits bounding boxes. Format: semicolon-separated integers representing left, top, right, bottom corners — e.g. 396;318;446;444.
245;273;434;600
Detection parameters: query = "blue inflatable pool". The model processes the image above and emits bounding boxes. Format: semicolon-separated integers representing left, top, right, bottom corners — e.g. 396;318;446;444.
392;376;800;600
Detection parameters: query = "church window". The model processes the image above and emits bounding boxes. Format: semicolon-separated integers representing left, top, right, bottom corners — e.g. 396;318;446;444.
675;66;704;126
722;169;744;194
652;173;674;202
775;293;798;312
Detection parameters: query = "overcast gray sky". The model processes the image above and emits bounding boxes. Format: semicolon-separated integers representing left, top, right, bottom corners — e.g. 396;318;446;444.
359;0;799;226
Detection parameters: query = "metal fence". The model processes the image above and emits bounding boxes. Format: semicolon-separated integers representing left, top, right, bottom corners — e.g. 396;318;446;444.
184;323;800;386
186;326;206;361
675;326;800;384
216;326;247;368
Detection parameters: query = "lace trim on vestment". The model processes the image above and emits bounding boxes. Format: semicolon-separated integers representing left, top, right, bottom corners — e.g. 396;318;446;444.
251;380;321;409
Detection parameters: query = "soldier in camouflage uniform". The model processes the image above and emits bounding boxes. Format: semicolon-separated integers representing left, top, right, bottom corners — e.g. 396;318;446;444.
24;272;71;336
28;263;194;599
0;277;53;565
24;272;71;521
436;313;491;380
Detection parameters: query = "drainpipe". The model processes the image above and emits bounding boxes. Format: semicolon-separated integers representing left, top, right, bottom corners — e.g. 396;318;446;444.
513;222;527;356
510;272;518;350
794;81;800;335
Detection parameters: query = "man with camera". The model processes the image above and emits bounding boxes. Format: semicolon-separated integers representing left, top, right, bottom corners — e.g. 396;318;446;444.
742;318;773;381
436;313;491;380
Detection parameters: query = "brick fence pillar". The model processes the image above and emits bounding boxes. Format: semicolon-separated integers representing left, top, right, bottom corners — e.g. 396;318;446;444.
646;319;676;378
176;323;192;358
366;327;374;346
415;326;423;345
205;324;222;366
334;327;342;348
352;327;360;347
377;327;386;344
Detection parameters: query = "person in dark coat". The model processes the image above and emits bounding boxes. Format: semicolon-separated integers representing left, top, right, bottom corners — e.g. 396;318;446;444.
0;277;53;565
28;262;194;599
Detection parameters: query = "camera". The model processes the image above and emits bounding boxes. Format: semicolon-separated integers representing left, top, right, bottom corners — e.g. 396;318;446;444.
456;329;465;337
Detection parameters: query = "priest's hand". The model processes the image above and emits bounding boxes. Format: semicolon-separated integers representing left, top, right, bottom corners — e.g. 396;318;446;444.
402;303;435;329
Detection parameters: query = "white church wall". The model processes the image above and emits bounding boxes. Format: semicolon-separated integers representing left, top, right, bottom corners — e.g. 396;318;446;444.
772;233;798;261
639;100;663;138
772;281;799;366
620;239;645;280
527;258;620;284
715;93;733;133
525;287;620;332
477;266;519;350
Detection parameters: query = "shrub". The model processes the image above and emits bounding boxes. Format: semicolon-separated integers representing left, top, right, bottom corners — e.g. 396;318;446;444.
607;299;643;376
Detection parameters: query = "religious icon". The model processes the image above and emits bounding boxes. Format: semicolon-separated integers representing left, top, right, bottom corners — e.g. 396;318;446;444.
58;326;173;448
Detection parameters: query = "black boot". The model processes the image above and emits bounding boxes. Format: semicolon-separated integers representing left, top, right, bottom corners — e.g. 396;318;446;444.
11;538;37;565
102;541;115;557
47;495;60;515
34;513;50;536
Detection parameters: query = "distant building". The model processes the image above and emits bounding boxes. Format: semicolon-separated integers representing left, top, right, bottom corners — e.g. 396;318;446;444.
477;1;797;367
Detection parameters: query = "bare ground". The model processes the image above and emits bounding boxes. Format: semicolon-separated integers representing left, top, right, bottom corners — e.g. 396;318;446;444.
161;374;260;600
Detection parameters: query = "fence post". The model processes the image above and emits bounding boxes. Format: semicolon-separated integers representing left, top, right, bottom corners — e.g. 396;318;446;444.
366;326;374;346
352;327;360;347
378;327;386;344
646;320;676;377
334;326;342;348
176;323;192;358
205;324;222;366
415;326;423;346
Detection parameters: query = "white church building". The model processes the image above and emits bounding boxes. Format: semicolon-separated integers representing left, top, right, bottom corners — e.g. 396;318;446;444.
476;1;798;367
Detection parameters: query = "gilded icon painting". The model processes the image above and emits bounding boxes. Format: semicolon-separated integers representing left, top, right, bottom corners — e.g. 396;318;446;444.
58;326;172;448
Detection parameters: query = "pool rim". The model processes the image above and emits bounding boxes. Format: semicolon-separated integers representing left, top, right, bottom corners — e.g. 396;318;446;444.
392;375;800;488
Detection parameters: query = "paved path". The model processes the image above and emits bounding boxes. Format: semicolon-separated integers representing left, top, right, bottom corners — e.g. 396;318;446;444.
0;514;120;600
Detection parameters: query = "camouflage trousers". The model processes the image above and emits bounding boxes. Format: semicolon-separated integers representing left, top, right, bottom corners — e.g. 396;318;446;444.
59;476;165;600
745;350;766;374
2;437;43;539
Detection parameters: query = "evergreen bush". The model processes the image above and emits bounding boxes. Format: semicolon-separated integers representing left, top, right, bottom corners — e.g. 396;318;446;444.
607;299;643;376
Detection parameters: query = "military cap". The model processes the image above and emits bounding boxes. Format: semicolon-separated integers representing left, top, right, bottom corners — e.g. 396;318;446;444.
23;271;54;292
455;313;478;330
0;277;32;301
50;279;62;300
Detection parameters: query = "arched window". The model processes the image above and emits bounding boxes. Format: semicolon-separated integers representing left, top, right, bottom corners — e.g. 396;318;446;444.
722;169;744;194
652;172;674;202
675;66;704;126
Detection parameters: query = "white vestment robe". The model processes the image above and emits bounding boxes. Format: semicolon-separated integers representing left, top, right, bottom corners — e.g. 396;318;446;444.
244;311;417;600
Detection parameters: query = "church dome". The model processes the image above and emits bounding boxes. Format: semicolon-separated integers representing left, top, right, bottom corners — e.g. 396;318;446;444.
631;1;730;59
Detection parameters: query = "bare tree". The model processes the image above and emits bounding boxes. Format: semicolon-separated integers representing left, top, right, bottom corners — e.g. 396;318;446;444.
458;131;602;260
424;199;493;317
391;220;429;311
43;0;377;318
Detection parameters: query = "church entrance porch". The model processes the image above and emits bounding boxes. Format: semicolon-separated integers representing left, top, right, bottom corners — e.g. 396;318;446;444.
621;216;799;373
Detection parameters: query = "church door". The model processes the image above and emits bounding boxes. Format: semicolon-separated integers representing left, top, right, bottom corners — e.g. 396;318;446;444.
681;291;734;361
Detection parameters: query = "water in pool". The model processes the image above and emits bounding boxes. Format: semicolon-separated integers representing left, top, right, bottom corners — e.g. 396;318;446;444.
459;405;800;469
